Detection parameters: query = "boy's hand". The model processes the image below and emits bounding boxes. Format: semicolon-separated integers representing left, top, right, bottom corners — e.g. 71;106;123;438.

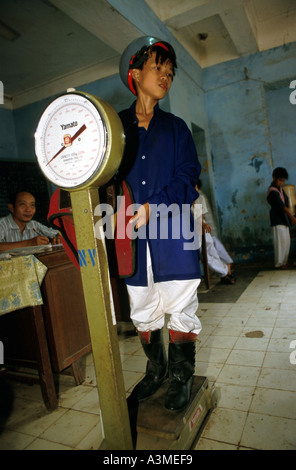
129;202;151;229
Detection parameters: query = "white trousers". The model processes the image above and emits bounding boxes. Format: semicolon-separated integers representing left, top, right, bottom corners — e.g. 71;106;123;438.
126;246;201;334
273;225;290;267
205;233;233;277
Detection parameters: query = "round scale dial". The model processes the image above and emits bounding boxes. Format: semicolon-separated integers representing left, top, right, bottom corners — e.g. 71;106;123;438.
35;91;124;190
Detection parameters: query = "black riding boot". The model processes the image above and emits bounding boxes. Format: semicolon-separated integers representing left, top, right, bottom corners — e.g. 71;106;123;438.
137;329;168;401
165;330;197;411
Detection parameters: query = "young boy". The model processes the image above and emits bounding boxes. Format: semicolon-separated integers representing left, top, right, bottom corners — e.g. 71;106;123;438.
267;167;296;268
118;37;202;410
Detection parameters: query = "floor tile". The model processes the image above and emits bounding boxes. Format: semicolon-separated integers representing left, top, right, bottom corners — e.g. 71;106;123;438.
245;316;276;328
214;382;255;411
198;315;223;326
197;347;230;364
121;354;147;373
275;317;296;328
203;335;238;349
195;361;223;384
213;326;244;336
257;367;296;392
39;409;101;448
76;421;104;450
263;351;295;371
0;429;35;450
58;382;95;409
226;349;265;367
217;364;260;387
119;340;142;355
234;336;269;351
122;370;143;393
240;412;296;450
271;327;296;339
200;408;247;446
218;316;248;327
194;437;237;450
71;387;100;414
267;338;294;353
24;438;74;450
5;397;67;437
250;387;296;419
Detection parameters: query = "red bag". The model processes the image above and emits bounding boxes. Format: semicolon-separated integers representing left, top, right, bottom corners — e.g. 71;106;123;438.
47;189;79;269
114;180;136;278
47;183;136;278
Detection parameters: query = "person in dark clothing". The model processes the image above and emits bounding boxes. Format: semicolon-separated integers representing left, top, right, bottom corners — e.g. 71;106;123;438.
267;167;296;268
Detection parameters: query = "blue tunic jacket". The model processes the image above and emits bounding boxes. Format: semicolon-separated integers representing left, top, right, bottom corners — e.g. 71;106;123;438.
118;102;201;286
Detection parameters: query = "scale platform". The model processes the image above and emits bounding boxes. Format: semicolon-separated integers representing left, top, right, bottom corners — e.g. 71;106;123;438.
135;375;218;450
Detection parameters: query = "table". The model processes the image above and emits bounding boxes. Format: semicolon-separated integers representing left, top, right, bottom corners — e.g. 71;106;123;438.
0;247;91;410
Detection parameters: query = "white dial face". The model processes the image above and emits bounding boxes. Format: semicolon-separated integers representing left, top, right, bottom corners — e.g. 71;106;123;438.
35;93;107;188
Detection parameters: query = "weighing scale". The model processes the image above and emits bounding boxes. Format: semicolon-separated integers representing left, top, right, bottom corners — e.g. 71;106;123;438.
35;90;218;450
135;376;218;450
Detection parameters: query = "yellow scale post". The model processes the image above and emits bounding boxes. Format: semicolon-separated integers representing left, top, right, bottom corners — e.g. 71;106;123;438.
70;188;133;450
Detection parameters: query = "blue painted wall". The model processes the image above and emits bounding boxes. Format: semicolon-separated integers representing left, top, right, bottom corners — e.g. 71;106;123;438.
204;43;296;261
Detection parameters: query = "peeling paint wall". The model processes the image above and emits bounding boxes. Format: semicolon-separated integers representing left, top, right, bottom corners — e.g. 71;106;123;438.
204;43;296;261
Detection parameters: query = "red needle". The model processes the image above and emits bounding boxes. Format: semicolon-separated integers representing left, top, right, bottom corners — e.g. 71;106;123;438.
46;124;87;166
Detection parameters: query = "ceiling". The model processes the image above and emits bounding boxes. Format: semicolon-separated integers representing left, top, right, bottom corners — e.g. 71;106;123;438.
1;0;296;109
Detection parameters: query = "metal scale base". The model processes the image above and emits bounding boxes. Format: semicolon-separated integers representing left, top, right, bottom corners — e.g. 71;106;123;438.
135;376;217;450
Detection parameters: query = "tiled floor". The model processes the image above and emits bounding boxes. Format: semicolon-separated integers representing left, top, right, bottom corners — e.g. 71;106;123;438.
1;265;296;450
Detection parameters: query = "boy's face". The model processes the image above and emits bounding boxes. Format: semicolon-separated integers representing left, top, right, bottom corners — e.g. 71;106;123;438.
273;177;286;187
132;51;174;100
8;192;36;226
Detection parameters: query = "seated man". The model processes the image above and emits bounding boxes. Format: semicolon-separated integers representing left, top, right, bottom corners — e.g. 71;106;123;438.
0;190;60;252
192;179;236;284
